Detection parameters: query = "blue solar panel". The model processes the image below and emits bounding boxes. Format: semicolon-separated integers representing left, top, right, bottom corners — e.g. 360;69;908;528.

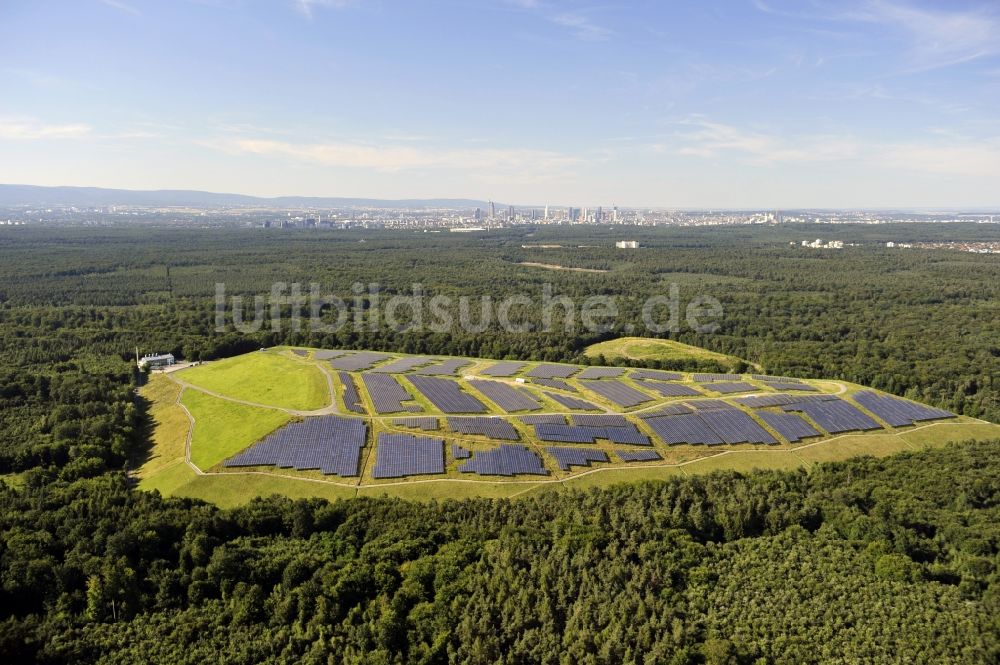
577;366;626;379
781;399;882;433
447;417;520;440
408;375;488;413
526;364;579;379
451;444;471;459
414;358;472;375
581;380;654;408
644;413;724;445
762;382;817;392
684;399;738;411
700;381;757;395
638;403;693;419
543;391;601;411
631;369;683;381
519;414;566;425
756;411;820;442
546;447;609;471
392;417;439;431
329;351;392;371
694;373;743;381
480;361;528;376
225;416;366;476
362;372;421;413
637;381;702;397
752;374;803;383
371;356;436;373
531;377;577;392
734;393;838;408
458;444;549;476
852;391;955;427
291;349;309;357
697;409;777;444
534;422;650;446
338;372;365;414
314;349;350;360
603;425;651;445
571;414;629;427
616;449;662;462
371;433;445;478
468;379;542;412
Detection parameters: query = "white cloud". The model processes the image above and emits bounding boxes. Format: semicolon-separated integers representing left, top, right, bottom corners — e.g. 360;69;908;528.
0;118;92;140
99;0;139;15
551;13;614;41
671;119;859;163
293;0;355;19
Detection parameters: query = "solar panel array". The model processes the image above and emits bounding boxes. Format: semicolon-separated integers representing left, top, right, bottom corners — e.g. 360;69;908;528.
734;393;838;408
409;375;488;413
637;403;693;419
447;416;520;440
852;391;955;426
534;422;650;445
468;379;542;412
338;372;365;414
571;414;629;427
631;369;683;381
684;399;738;411
697;409;777;444
616;449;662;462
225;416;366;476
519;414;566;425
755;411;820;442
752;374;803;383
314;349;349;360
694;373;743;382
581;380;654;407
546;446;609;471
644;413;724;445
762;382;817;392
362;373;420;413
543;391;601;411
531;378;577;392
458;444;549;476
415;358;472;375
701;381;757;394
526;364;579;379
481;361;528;377
637;381;702;397
291;349;308;357
392;417;439;431
451;444;471;459
780;399;881;433
330;352;391;371
371;433;444;478
577;366;626;379
371;356;435;373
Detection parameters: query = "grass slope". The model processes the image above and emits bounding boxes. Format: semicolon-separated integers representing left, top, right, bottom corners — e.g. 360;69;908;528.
585;336;743;368
135;374;190;487
179;352;328;410
182;389;291;470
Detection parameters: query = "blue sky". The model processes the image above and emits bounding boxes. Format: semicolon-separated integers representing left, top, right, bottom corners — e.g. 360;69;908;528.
1;0;999;207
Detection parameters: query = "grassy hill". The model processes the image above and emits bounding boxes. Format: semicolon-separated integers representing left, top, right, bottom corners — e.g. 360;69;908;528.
584;336;748;370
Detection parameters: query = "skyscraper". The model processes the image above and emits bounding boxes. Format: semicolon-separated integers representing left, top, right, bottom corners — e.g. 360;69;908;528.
488;200;495;219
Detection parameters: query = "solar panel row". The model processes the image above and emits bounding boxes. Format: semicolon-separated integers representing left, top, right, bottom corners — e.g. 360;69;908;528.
480;361;528;377
330;351;392;371
700;381;757;394
852;391;955;427
408;375;488;413
451;444;471;459
751;374;803;383
644;413;723;445
468;379;542;412
684;399;738;411
581;380;654;408
225;416;366;476
458;444;549;476
616;449;662;462
546;446;609;471
780;399;881;433
637;403;693;419
534;422;650;445
526;364;579;379
576;366;626;379
362;372;420;414
762;382;817;392
519;414;566;425
392;417;439;431
314;349;350;360
371;356;436;373
755;411;820;442
447;416;520;440
734;393;838;408
637;380;702;397
338;372;365;414
694;373;743;382
631;369;683;381
371;433;445;478
415;358;472;375
697;409;777;444
542;391;601;411
570;414;629;427
530;377;577;392
291;349;309;357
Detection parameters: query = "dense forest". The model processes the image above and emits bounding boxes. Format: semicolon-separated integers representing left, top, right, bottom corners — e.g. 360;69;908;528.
0;223;998;662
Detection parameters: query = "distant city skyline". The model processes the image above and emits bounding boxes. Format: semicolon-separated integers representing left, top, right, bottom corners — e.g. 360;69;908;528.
2;1;999;207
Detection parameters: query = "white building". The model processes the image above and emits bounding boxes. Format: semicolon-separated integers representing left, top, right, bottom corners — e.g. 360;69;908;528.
138;353;175;370
615;240;639;249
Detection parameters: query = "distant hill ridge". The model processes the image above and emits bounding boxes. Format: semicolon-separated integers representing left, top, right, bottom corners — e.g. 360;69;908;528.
0;184;499;209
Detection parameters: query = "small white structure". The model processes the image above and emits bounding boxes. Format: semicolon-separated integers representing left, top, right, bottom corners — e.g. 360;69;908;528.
138;353;175;370
615;240;639;249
